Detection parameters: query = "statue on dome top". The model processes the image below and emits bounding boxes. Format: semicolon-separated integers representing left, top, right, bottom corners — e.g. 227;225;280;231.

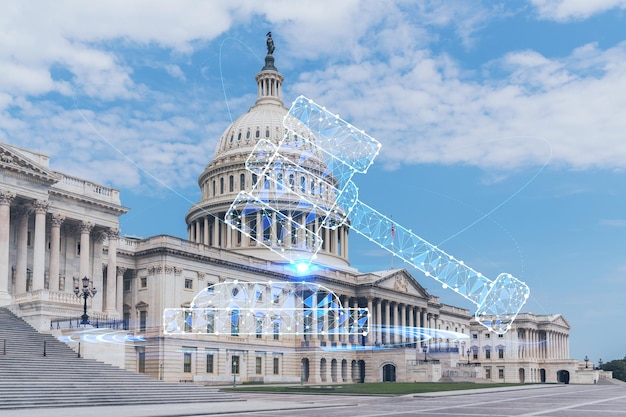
266;31;275;55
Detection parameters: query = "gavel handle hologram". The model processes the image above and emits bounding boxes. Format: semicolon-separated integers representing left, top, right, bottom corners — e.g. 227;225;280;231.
226;96;530;334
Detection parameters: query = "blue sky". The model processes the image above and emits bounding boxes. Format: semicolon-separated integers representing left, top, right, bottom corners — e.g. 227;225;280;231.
2;0;626;364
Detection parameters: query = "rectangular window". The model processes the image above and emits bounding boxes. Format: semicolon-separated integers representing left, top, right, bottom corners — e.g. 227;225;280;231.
184;310;192;332
232;356;240;374
473;351;478;360
183;352;192;373
273;320;280;340
206;311;215;334
140;277;147;288
206;354;214;373
256;318;263;339
255;357;262;374
123;279;131;291
123;312;130;330
486;349;491;359
184;278;193;290
139;310;147;331
230;310;239;336
273;357;279;375
498;368;504;379
240;174;245;191
472;333;477;339
498;334;504;338
498;348;504;359
229;175;234;192
485;333;490;339
485;368;491;379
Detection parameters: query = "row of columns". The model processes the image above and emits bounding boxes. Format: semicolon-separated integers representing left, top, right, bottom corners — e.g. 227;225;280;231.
302;293;436;348
0;189;121;314
188;213;349;259
518;329;569;360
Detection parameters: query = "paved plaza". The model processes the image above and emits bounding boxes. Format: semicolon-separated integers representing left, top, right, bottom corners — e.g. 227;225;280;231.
2;384;626;417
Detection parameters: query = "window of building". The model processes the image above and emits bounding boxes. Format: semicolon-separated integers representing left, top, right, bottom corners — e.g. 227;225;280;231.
256;318;263;339
140;277;147;288
472;333;477;339
220;177;224;194
184;310;192;332
485;367;491;379
183;352;192;373
498;334;504;338
240;173;246;190
498;348;504;359
486;333;490;338
184;279;193;290
123;279;131;291
498;368;504;379
138;349;145;373
139;310;147;331
123;312;130;330
212;180;216;196
255;129;260;138
473;351;478;360
206;354;214;373
486;349;491;359
229;175;234;192
273;320;280;340
206;311;215;334
230;310;239;336
256;357;262;374
232;356;240;374
273;357;279;375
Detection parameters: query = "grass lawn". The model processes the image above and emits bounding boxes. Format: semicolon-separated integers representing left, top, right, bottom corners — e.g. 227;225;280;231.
222;382;524;395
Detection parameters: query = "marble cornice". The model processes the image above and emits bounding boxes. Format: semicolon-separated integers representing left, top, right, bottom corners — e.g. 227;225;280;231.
49;188;129;214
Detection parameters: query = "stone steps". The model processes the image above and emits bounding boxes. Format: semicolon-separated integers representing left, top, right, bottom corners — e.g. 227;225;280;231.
0;307;238;410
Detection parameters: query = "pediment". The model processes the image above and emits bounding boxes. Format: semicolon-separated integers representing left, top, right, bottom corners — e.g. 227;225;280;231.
549;314;570;329
372;269;431;299
0;142;59;185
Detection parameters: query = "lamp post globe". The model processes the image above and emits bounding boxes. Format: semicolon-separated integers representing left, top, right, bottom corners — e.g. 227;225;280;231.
75;276;97;325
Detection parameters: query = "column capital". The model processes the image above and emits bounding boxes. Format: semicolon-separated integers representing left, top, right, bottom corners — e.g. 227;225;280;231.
79;220;95;233
50;213;65;227
116;266;127;277
32;199;49;214
0;190;15;205
106;228;121;239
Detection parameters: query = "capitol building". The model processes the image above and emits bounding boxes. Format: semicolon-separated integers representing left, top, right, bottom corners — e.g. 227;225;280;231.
0;42;588;385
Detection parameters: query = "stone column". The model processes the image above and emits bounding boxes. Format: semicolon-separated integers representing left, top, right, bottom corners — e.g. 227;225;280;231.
375;299;382;345
116;267;127;314
367;297;374;346
105;228;119;314
400;304;407;343
31;200;48;291
213;216;219;247
14;206;29;294
79;221;94;280
384;301;390;345
311;291;318;340
393;303;399;345
48;214;65;292
0;191;15;305
408;306;414;344
203;216;209;245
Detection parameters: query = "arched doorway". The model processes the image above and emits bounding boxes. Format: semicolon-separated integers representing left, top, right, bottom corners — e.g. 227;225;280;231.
382;363;396;382
351;360;357;382
518;368;525;383
301;358;309;383
357;360;366;383
320;358;327;382
341;359;348;382
557;370;570;384
331;359;338;382
540;368;546;383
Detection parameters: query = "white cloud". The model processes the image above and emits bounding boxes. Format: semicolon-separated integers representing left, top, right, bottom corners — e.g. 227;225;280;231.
529;0;626;21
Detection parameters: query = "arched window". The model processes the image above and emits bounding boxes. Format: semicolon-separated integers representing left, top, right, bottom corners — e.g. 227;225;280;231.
220;178;224;194
288;174;295;190
256;129;260;138
300;176;306;192
240;173;246;190
229;175;234;192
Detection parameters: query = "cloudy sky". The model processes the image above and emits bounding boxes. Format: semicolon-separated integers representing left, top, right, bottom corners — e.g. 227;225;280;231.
2;0;625;364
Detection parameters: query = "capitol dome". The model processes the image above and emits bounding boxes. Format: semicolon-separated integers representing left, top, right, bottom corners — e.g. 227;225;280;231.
185;49;351;269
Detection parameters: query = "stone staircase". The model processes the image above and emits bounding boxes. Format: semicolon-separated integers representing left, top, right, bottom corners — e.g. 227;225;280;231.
0;307;237;410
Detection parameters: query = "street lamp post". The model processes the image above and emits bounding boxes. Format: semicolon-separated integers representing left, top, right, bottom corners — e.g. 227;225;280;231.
74;276;97;325
598;358;603;370
467;349;471;365
584;355;589;369
422;346;428;363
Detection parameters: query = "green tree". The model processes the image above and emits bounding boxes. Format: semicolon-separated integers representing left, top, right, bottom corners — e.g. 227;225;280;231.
600;356;626;382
